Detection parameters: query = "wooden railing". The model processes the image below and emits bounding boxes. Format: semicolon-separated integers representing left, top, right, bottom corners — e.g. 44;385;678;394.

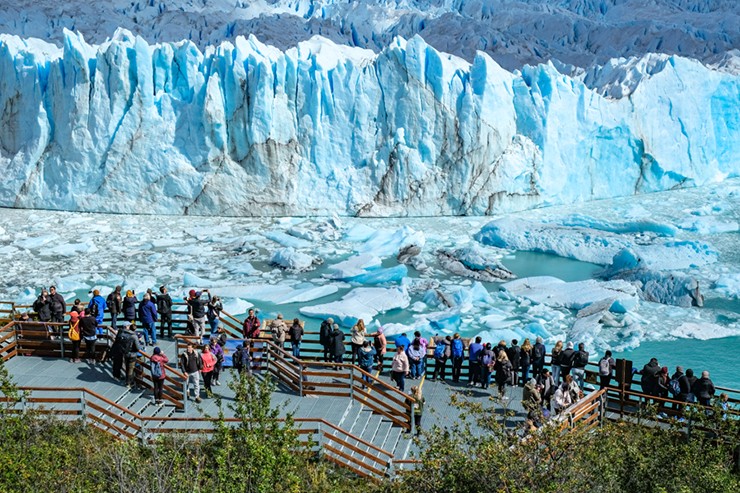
1;385;394;480
106;326;189;411
561;388;606;430
0;321;18;362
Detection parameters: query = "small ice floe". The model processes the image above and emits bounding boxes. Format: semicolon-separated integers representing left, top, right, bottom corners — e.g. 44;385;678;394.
299;286;410;326
501;276;639;312
713;273;740;299
602;249;704;307
437;244;515;282
270;247;322;272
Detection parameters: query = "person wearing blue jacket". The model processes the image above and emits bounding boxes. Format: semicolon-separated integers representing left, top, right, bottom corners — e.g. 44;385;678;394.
138;293;158;347
395;333;411;351
87;289;107;335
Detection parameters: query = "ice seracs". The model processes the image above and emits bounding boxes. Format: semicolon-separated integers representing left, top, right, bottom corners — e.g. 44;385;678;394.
0;31;738;217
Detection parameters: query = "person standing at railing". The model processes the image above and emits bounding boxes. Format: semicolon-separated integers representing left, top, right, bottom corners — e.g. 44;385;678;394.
123;290;137;323
329;324;346;364
87;290;107;335
358;341;376;385
692;371;716;407
106;286;123;330
506;339;521;387
559;342;575;381
33;288;52;322
479;342;495;390
207;293;223;336
209;337;224;386
150;347;169;406
68;311;81;363
80;307;99;364
186;290;208;340
48;286;66;323
468;336;484;387
179;343;203;404
550;340;563;384
288;318;304;358
243;308;261;340
598;350;616;389
532;337;546;379
371;326;387;372
157;286;173;338
270;314;288;351
495;350;513;400
391;346;409;391
431;335;451;381
350;319;367;365
520;339;533;387
413;331;428;376
138;294;158;349
407;339;424;380
319;318;333;362
201;345;217;397
571;343;589;390
450;333;464;383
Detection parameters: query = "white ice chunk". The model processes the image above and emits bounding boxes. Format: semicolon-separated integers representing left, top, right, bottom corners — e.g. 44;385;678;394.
270;247;316;272
671;322;740;340
325;254;382;279
501;276;639;311
299;286;410;326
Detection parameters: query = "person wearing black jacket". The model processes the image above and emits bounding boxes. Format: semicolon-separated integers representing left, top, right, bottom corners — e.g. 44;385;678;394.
330;324;346;364
179;344;203;403
121;324;140;388
571;343;589;390
79;309;99;364
532;337;547;379
157;286;173;338
106;286;123;330
187;290;208;339
559;342;576;378
640;358;661;397
319;318;334;362
33;289;52;322
48;286;66;323
692;371;716;407
507;339;521;386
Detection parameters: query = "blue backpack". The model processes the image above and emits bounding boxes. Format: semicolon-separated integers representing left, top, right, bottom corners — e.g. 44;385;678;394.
433;343;446;359
151;360;163;379
451;339;464;358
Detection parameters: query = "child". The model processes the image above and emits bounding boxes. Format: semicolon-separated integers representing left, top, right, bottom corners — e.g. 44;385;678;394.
411;386;425;436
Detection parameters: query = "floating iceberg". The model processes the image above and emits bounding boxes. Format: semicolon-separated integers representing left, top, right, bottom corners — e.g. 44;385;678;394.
270;247;320;272
299;286;410;326
437;244;515;282
501;276;639;312
476;217;718;269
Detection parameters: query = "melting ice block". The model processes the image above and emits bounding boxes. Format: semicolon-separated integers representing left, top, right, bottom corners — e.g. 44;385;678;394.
299;286;410;326
476;217;718;269
270;247;317;272
501;276;639;311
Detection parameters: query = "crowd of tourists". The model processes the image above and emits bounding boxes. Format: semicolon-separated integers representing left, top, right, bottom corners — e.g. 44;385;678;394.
21;285;735;417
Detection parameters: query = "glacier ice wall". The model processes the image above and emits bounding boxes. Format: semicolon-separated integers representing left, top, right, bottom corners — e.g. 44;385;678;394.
0;30;738;217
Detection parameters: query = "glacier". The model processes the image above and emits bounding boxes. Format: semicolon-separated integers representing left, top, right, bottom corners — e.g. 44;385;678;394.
0;30;738;217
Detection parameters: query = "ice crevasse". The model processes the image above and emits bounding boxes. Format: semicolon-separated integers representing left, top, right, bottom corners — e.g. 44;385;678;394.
0;29;738;217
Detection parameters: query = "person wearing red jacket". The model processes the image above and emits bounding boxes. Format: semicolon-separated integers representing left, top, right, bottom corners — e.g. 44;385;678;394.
150;347;169;406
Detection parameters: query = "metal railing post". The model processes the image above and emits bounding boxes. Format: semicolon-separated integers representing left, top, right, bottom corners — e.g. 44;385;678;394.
183;378;189;413
349;367;354;400
299;359;304;397
80;390;87;419
59;324;65;358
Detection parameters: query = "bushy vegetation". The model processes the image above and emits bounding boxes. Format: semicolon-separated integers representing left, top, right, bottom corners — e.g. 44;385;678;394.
0;359;737;493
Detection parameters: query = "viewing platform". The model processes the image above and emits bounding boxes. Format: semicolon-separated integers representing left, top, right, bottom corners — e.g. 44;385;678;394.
1;301;737;479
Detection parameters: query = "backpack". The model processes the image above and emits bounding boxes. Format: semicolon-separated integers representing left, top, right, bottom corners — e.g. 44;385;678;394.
433;343;446;359
481;351;493;367
668;379;681;397
68;321;80;342
598;358;611;375
533;344;545;360
451;339;464;358
151;360;163;379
